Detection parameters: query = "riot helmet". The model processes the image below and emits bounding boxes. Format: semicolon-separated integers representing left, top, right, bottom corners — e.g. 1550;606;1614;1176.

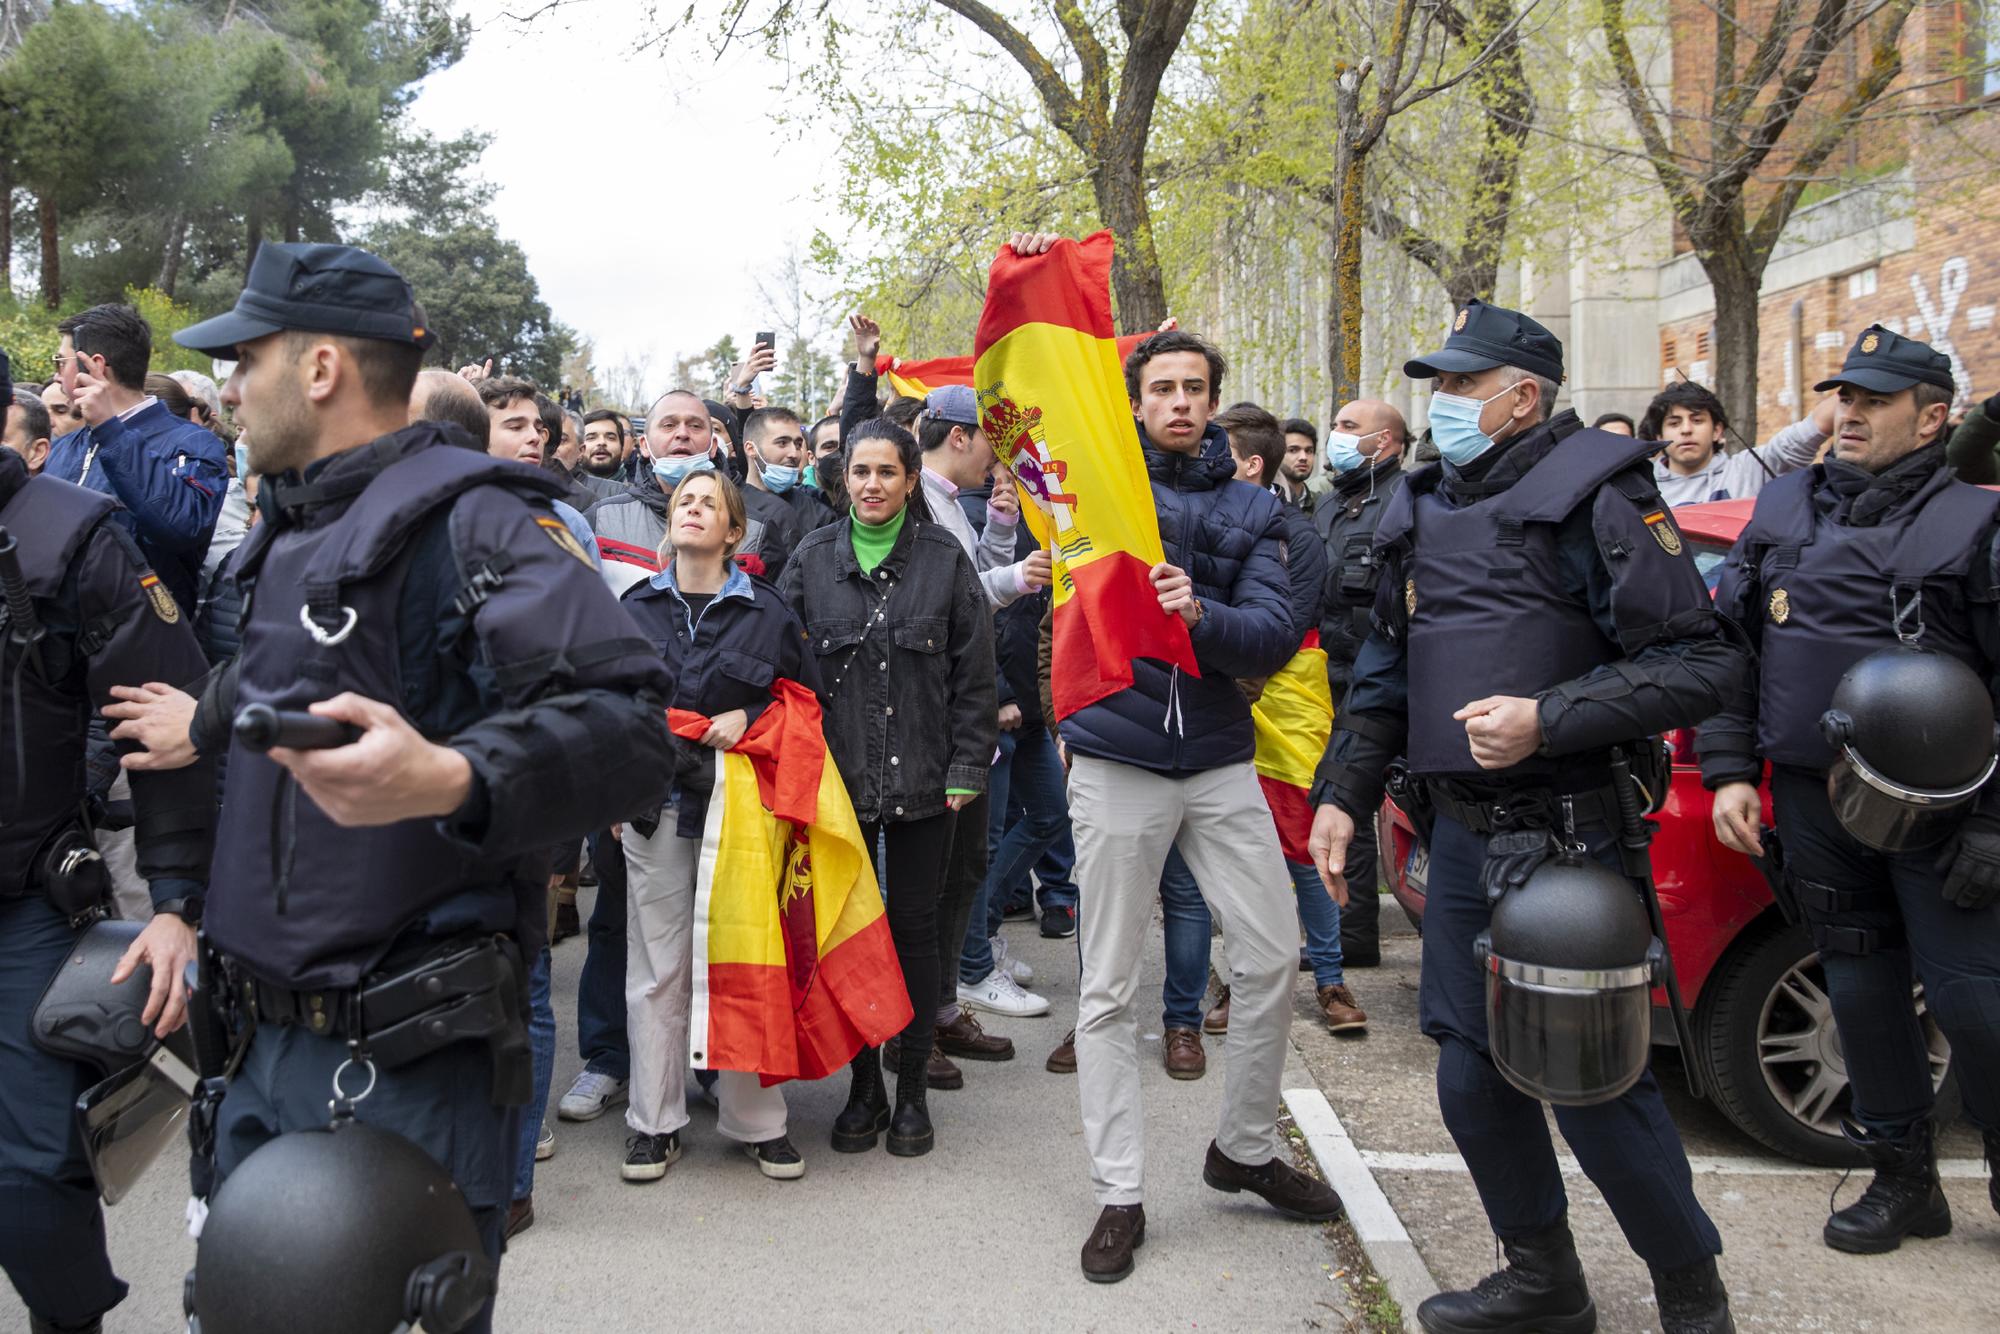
1820;646;1999;852
186;1119;495;1334
1474;851;1662;1106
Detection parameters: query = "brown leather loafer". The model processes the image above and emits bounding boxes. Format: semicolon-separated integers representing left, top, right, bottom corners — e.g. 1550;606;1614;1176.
880;1036;966;1089
1047;1028;1077;1073
1080;1204;1145;1283
504;1194;535;1240
1318;984;1368;1034
1202;1139;1344;1221
1202;986;1230;1035
936;1012;1015;1061
1163;1026;1206;1080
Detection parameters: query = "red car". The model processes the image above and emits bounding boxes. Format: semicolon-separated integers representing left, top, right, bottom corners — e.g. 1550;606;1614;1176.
1377;497;1954;1166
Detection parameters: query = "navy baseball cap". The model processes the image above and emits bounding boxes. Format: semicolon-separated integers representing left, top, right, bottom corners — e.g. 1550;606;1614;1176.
1813;324;1955;395
1404;298;1564;384
175;243;437;358
925;384;980;427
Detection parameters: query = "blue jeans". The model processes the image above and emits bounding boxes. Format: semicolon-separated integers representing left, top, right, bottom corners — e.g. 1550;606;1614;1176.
1290;859;1345;989
1159;846;1213;1030
576;828;629;1080
960;726;1073;983
513;945;556;1201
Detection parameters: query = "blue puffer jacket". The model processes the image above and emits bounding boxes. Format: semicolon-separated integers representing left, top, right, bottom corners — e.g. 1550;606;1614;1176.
1059;422;1295;773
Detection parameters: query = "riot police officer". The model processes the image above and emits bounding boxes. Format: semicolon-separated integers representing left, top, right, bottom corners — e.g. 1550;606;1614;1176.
0;348;217;1334
1702;326;2000;1253
1307;301;1747;1334
121;245;675;1333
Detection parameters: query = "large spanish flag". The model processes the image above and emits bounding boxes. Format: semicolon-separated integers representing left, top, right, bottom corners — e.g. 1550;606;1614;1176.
973;231;1197;719
669;680;911;1084
877;333;1152;401
1253;632;1335;864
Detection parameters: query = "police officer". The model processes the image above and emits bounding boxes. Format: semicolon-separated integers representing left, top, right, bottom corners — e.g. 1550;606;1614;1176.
121;245;675;1333
1703;326;2000;1253
1312;399;1410;967
1307;301;1747;1334
0;347;217;1334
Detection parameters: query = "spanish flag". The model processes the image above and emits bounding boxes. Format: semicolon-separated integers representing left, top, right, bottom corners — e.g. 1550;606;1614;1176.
973;231;1198;720
877;333;1152;401
1253;632;1335;864
670;680;911;1084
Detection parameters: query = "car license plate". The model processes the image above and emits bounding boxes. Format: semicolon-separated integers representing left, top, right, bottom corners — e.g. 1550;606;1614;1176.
1405;844;1430;893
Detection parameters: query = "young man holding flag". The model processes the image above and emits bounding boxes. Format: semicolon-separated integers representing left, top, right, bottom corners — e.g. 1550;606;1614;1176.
974;233;1343;1284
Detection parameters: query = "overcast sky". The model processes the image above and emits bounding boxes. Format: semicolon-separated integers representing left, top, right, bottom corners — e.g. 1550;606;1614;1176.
408;0;847;385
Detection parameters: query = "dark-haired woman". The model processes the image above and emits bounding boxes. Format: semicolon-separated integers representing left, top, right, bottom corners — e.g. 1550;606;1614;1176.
617;468;820;1183
778;420;996;1157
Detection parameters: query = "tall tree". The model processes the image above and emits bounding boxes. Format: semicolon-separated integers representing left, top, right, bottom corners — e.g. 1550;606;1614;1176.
1599;0;1925;434
364;216;569;386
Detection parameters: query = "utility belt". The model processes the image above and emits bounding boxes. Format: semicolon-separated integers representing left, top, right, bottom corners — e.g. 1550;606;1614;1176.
215;932;532;1107
1421;742;1670;838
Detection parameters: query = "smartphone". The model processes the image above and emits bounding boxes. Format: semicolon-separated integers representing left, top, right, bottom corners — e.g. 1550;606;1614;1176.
754;331;775;354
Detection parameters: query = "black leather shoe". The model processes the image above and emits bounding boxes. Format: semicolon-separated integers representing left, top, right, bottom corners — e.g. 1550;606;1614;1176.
30;1318;102;1334
1824;1119;1952;1254
1080;1204;1145;1283
830;1048;890;1153
887;1049;934;1157
1983;1126;1999;1219
1415;1218;1595;1334
1201;1139;1343;1221
1650;1258;1734;1334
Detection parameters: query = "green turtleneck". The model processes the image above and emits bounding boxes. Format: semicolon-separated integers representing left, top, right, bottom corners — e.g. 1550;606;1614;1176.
849;506;907;573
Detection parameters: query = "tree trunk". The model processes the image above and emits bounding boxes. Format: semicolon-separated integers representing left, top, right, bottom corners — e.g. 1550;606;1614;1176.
0;162;12;299
1326;84;1369;408
246;211;263;274
157;212;188;298
37;191;58;310
1093;154;1166;333
1703;240;1763;444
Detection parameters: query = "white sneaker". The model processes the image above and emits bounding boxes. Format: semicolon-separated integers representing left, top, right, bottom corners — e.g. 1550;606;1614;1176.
957;969;1050;1017
989;934;1034;987
557;1069;628;1121
536;1121;556;1161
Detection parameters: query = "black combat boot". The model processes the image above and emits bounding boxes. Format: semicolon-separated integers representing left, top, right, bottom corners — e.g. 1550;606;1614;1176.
1985;1125;2000;1220
887;1038;934;1157
829;1046;889;1153
1415;1218;1595;1334
1823;1119;1952;1254
1649;1258;1735;1333
30;1318;102;1334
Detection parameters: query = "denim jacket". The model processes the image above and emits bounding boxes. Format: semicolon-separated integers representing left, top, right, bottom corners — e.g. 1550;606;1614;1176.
779;514;996;823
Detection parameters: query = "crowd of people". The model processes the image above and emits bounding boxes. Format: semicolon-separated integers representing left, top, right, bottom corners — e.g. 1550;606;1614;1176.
3;231;1999;1334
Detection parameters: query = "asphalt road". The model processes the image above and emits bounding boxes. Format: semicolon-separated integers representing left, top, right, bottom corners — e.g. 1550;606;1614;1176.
61;889;1360;1334
1292;899;2000;1334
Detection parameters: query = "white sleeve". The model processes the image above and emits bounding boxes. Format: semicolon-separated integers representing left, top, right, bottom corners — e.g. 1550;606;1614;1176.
1751;416;1826;476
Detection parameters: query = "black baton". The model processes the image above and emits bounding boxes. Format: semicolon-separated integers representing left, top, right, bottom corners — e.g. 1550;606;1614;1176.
1610;748;1703;1099
233;703;361;752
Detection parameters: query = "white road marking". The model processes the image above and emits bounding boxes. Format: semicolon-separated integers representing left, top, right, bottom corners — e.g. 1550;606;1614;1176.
1361;1148;1992;1179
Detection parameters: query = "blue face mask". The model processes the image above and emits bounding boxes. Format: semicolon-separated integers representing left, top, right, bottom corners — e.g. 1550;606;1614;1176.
1324;430;1377;474
760;463;801;493
234;441;251;478
652;453;715;485
1428;385;1519;467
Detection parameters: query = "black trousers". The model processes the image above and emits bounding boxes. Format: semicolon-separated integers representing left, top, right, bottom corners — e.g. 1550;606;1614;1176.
937;794;989;1010
861;810;959;1067
1771;765;2000;1136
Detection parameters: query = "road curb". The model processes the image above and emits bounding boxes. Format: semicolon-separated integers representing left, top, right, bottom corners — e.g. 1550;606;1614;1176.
1282;1084;1439;1334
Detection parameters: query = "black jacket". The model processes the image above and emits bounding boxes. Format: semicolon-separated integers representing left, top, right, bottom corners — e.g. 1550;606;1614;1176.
740;483;804;585
622;561;821;836
1313;456;1407;694
779;513;996;823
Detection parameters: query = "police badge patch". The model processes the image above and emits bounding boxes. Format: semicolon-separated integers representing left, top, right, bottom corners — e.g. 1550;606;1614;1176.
139;573;179;623
1769;587;1790;624
1861;332;1880;354
1642;509;1683;556
1454;308;1469;332
535;515;594;567
1405;577;1417;615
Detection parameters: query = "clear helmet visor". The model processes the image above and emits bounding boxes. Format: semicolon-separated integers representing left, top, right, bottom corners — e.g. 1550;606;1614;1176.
1477;944;1660;1107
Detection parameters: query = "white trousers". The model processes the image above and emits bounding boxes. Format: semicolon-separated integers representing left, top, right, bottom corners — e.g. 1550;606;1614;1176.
1068;757;1296;1204
623;812;788;1143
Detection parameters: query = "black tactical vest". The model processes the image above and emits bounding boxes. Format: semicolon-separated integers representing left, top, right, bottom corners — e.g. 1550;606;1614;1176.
1381;429;1657;777
206;444;565;989
1747;466;2000;770
1316;463;1407;688
0;474;119;893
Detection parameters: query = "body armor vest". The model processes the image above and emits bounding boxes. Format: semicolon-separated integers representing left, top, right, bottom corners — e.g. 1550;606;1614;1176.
206;445;564;989
0;476;119;894
1381;429;1656;778
1747;466;1999;770
1316;464;1407;685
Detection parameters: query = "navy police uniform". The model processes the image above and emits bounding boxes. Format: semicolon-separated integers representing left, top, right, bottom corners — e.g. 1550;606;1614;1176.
1312;303;1748;1305
0;351;218;1333
170;248;675;1333
1700;327;2000;1226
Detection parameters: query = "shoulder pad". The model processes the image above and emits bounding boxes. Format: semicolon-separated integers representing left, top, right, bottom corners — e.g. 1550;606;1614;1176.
0;475;121;597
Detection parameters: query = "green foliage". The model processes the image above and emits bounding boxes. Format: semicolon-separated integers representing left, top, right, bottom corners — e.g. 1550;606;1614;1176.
0;285;226;376
363;216;568;387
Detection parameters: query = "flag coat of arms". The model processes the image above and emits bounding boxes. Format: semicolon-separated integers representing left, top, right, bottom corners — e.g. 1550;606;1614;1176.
973;231;1198;720
1251;632;1335;864
669;680;911;1084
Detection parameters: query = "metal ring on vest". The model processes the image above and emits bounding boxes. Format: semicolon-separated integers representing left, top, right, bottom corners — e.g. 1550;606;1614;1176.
299;603;359;646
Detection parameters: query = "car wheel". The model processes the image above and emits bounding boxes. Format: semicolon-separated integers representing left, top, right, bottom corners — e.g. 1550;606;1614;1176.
1696;915;1957;1167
